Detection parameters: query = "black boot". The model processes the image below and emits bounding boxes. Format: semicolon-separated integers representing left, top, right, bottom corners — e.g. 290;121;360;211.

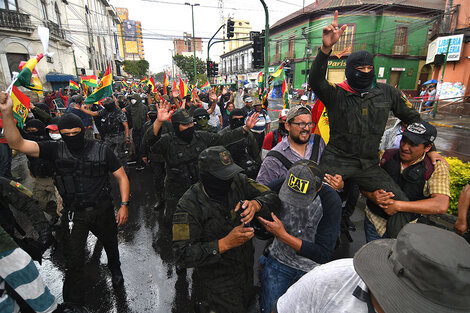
109;266;124;288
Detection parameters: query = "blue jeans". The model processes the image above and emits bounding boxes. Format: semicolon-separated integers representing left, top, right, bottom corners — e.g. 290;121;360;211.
259;255;306;313
364;214;388;242
0;143;12;179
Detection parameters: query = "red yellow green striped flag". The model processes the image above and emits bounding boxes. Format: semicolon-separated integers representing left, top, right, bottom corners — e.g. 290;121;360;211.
147;77;156;93
69;80;79;91
121;79;129;88
172;80;178;93
271;62;285;78
18;60;43;97
282;79;289;109
131;82;137;90
257;71;263;88
10;85;31;129
191;88;198;101
201;80;210;90
81;75;98;87
163;72;169;95
14;53;43;93
179;77;188;98
84;64;112;104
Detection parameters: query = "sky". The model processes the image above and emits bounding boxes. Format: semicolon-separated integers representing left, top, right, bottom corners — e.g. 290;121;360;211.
109;0;307;74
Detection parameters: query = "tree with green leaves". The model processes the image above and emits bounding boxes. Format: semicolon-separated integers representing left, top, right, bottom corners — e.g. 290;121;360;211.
154;71;165;83
172;54;206;83
122;59;149;78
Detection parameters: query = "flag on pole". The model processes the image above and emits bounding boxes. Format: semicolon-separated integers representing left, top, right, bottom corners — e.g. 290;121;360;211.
311;99;330;144
69;80;79;91
121;79;129;88
191;88;198;101
163;72;169;95
257;71;263;88
179;77;188;98
18;61;43;97
10;85;31;129
81;75;98;87
282;79;289;109
82;83;89;96
131;82;138;90
140;77;148;85
261;88;269;109
14;53;44;92
271;62;285;78
84;64;112;104
147;77;156;92
201;80;210;90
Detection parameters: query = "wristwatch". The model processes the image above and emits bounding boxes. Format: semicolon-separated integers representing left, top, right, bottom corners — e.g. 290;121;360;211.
120;201;129;206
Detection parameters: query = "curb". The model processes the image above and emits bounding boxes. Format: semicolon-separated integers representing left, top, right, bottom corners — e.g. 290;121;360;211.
428;121;470;131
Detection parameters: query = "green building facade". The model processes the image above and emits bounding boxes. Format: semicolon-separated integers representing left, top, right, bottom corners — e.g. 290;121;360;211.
268;1;445;93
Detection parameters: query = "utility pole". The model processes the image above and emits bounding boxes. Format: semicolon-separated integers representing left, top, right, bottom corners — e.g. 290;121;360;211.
185;2;200;83
259;0;269;90
433;38;451;118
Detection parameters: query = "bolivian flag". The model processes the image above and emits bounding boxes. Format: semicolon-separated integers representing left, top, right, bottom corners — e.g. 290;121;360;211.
14;53;43;93
311;99;330;144
84;64;112;104
201;80;210;90
10;85;31;129
131;82;137;90
121;79;129;88
163;72;169;95
81;75;98;87
18;60;43;96
179;77;188;98
282;79;289;109
140;77;148;85
257;71;263;88
271;62;285;78
147;77;156;93
172;80;178;93
69;80;79;91
191;88;198;101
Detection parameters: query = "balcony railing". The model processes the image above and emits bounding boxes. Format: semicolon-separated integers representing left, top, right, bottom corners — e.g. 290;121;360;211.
0;9;33;31
285;50;295;59
392;44;410;55
47;20;64;39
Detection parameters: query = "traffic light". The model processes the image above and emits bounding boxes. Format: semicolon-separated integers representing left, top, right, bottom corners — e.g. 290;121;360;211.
227;19;235;38
251;31;264;68
207;61;219;77
213;63;219;76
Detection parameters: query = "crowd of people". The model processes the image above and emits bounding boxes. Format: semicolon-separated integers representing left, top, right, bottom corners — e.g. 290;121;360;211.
0;10;469;313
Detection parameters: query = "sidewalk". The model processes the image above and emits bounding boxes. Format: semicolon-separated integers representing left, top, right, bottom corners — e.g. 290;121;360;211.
422;112;470;131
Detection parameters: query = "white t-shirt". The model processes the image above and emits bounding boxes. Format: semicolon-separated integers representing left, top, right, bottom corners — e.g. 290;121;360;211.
276;258;374;313
202;102;222;127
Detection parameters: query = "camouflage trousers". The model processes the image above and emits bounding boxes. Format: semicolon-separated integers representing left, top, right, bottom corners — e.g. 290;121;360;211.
104;132;128;169
320;150;411;238
32;176;62;219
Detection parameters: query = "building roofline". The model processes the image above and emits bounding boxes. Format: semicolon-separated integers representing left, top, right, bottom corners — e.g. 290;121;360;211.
220;43;253;58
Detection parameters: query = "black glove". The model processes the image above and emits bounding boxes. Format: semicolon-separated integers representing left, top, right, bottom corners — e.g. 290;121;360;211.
38;226;54;251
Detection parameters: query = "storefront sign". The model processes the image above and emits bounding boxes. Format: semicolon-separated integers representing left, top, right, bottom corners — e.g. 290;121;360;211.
426;34;464;64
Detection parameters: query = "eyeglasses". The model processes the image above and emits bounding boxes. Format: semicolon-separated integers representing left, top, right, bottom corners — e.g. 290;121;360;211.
195;116;208;120
290;122;313;129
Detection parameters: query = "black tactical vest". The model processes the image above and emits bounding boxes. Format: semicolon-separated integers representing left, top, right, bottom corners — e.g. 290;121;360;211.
165;132;208;192
28;155;55;178
54;140;109;209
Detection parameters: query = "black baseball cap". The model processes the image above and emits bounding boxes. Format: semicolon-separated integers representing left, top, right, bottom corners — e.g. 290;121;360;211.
402;122;437;145
171;109;193;124
198;146;243;180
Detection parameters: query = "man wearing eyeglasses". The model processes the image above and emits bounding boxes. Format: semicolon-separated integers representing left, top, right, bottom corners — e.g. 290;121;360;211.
257;106;344;192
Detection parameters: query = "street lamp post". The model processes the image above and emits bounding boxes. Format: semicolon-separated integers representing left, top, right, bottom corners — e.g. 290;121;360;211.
185;2;199;83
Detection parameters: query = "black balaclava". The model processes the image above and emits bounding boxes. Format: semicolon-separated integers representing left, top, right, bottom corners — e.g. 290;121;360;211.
148;112;157;123
103;98;116;111
229;109;246;129
24;119;47;142
199;172;233;202
345;50;375;93
172;121;195;143
58;113;86;153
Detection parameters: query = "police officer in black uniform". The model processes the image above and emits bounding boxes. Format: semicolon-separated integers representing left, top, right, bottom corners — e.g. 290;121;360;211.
0;92;130;306
151;102;259;229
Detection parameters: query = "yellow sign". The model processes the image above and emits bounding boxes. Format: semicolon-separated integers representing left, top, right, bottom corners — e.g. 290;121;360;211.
288;174;309;194
125;41;138;53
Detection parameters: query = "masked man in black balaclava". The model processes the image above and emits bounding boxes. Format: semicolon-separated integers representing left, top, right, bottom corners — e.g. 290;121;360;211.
308;10;445;238
150;104;260;233
0;92;130;306
173;146;280;313
219;109;261;179
23;119;59;220
193;107;217;133
74;97;130;168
